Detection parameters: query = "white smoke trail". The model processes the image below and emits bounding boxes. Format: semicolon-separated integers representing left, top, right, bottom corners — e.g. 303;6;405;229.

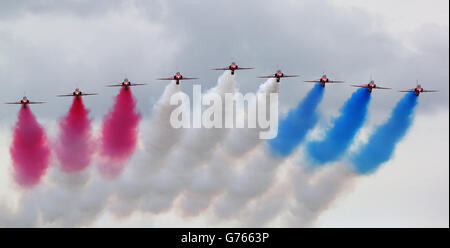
176;150;235;217
37;169;110;227
139;82;184;170
0;192;39;227
179;78;280;217
12;164;111;227
237;160;293;227
283;161;356;227
135;71;236;214
219;156;356;227
223;78;279;157
214;146;283;217
108;82;184;216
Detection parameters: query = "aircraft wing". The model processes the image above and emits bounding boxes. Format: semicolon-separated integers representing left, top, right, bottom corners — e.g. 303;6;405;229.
304;80;344;83
180;77;199;80
57;93;98;97
212;67;253;70
375;86;391;89
28;101;45;104
157;77;175;80
422;90;439;92
282;74;299;78
258;75;275;79
351;84;369;88
131;83;148;86
5;102;22;105
106;84;123;87
399;90;415;92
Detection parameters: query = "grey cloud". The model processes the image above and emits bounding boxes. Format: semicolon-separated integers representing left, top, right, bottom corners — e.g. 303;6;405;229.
0;0;447;123
0;0;126;19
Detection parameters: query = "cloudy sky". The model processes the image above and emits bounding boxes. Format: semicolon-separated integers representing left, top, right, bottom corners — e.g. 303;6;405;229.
0;0;448;227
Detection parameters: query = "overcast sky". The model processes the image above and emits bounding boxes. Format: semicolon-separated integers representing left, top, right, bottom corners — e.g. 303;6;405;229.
0;0;448;120
0;0;448;227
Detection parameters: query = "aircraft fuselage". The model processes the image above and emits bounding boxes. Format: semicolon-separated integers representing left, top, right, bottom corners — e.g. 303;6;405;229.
415;87;423;96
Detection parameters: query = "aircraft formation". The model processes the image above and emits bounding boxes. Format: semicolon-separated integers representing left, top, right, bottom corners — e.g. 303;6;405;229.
4;62;438;108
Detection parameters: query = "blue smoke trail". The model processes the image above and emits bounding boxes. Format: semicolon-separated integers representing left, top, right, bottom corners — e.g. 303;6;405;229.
351;92;418;174
306;88;371;165
268;84;324;157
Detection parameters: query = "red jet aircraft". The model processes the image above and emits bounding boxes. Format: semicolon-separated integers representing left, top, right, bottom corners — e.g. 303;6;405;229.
5;96;45;108
258;70;299;83
106;78;147;90
399;82;438;96
157;72;199;85
304;74;344;87
351;79;391;93
212;62;254;75
57;88;98;100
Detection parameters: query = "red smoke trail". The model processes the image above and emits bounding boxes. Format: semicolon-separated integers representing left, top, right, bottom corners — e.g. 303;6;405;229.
99;87;141;177
55;97;94;172
9;107;50;187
